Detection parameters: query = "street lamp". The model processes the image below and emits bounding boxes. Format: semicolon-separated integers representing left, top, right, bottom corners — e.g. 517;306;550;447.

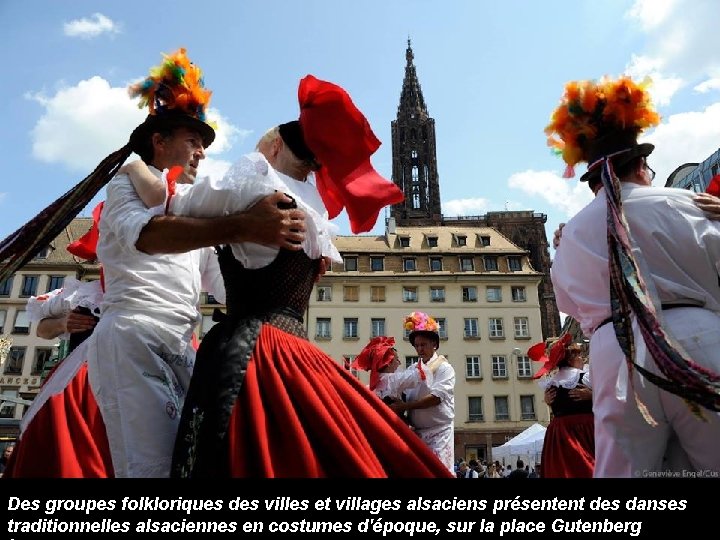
509;348;522;423
510;348;524;379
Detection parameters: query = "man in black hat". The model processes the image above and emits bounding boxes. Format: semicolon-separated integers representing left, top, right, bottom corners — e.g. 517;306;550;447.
85;50;307;478
389;312;455;475
547;76;720;478
0;49;308;479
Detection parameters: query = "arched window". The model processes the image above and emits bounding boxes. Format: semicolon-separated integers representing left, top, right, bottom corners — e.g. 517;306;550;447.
412;166;420;209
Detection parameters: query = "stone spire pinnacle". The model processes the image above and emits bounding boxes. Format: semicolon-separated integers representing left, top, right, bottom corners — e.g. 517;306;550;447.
398;38;427;117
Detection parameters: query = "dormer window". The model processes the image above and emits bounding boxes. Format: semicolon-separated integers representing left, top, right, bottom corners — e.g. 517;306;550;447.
404;258;417;271
34;247;50;259
459;256;474;271
456;235;467;247
426;236;438;248
479;235;491;247
484;256;499;271
344;256;358;271
399;236;410;248
429;257;443;271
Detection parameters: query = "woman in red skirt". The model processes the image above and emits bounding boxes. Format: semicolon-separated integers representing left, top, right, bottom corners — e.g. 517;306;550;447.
167;75;451;478
528;334;594;478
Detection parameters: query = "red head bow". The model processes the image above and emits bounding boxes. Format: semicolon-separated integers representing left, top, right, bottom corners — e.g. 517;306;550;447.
297;75;405;233
66;201;106;292
528;333;572;379
351;336;397;390
67;201;104;261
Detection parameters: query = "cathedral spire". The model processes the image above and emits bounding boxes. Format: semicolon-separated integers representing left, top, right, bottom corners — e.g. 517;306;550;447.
391;40;441;223
399;38;427;118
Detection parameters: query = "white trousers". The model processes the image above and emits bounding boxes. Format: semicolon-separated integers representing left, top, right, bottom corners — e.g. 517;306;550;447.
591;308;720;477
87;311;196;478
416;423;455;475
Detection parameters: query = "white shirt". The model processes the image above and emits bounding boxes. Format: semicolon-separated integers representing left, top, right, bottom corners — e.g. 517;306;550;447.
406;352;455;430
552;183;720;337
98;168;225;326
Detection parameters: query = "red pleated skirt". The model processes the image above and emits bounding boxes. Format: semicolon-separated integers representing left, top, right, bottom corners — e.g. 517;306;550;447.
540;413;595;478
4;363;114;478
226;324;452;477
6;325;452;478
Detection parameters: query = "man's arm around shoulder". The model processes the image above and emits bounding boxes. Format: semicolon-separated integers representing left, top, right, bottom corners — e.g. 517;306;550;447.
136;192;307;254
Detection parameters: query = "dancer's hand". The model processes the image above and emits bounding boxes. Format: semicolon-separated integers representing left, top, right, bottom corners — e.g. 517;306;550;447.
693;193;720;220
568;384;592;401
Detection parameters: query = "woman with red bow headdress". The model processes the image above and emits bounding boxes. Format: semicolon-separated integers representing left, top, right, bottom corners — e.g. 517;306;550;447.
352;336;431;417
163;75;449;478
3;202;113;477
528;334;594;478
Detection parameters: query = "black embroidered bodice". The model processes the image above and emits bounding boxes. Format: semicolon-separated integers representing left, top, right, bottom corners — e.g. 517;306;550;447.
217;245;321;337
172;245;322;477
550;373;593;417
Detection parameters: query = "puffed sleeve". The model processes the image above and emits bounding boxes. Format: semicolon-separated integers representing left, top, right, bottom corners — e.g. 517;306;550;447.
26;278;104;324
381;366;435;400
169;155;272;218
26;288;70;323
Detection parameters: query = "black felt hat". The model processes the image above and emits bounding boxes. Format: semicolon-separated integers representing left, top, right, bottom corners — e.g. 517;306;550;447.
278;120;318;167
579;129;654;183
127;48;215;153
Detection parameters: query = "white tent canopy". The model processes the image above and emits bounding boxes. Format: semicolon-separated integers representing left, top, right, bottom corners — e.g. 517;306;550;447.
491;423;546;461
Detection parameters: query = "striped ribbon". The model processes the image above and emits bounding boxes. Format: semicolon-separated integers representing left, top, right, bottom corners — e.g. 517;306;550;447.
601;159;720;420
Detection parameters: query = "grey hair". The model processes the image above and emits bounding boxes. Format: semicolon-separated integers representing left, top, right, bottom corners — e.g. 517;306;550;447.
255;126;280;151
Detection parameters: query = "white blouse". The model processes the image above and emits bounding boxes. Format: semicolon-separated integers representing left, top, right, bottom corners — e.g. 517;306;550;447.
537;365;592;391
26;278;104;337
167;152;342;269
374;364;434;401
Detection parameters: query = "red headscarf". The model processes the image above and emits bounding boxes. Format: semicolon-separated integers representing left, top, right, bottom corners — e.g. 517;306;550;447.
297;75;405;234
528;333;572;379
351;336;397;391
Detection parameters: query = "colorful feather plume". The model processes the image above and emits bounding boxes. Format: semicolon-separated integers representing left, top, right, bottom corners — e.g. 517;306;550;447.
128;47;212;122
545;76;660;170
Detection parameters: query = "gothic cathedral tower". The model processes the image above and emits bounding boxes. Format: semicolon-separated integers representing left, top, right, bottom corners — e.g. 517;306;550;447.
390;39;442;225
388;40;561;340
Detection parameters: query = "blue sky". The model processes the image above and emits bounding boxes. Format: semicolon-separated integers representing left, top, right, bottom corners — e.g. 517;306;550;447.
2;0;720;242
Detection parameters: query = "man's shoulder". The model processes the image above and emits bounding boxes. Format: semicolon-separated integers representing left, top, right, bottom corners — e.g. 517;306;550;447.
625;185;694;203
109;171;132;184
435;356;455;373
624;185;701;217
563;194;606;233
105;172;134;196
